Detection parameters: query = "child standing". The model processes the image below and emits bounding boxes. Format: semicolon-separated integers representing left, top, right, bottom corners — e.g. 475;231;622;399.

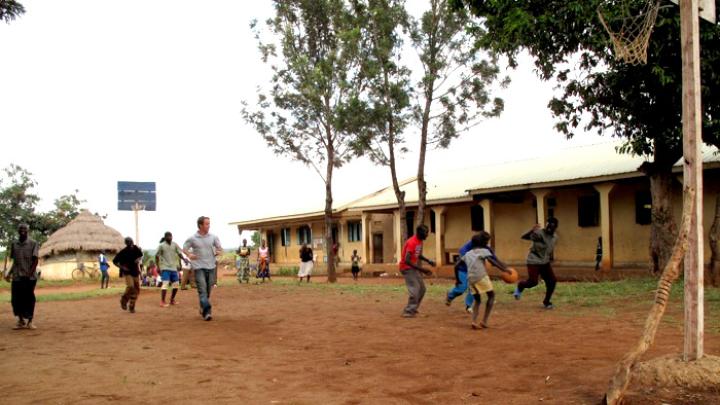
456;231;511;329
298;243;314;283
350;250;361;280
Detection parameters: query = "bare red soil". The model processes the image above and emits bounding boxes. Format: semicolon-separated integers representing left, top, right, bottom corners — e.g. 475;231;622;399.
0;276;717;404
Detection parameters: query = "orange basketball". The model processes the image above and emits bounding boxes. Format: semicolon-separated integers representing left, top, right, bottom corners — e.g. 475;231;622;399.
501;267;519;284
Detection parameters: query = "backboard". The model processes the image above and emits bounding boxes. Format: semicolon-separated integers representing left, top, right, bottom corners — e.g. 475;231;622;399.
671;0;717;23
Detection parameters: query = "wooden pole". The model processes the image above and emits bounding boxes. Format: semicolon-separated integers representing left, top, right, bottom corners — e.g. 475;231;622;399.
679;0;704;361
134;202;141;247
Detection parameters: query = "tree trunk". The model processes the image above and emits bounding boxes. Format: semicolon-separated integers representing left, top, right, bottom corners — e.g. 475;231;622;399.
603;181;695;405
709;193;720;287
417;91;432;228
388;131;407;244
648;171;678;275
325;137;336;283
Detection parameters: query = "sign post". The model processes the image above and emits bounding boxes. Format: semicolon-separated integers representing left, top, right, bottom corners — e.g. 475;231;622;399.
117;181;157;247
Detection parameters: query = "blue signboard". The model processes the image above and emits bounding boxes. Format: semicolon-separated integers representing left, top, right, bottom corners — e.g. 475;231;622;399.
117;181;156;211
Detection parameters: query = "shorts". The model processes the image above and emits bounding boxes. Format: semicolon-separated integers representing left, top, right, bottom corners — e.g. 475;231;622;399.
469;275;494;295
161;270;180;284
351;265;360;273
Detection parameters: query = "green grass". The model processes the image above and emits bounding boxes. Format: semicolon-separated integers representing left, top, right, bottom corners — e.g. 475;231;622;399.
0;287;123;303
0;278;104;289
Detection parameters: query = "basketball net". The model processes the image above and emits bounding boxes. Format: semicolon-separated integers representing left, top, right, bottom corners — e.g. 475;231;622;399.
597;0;663;65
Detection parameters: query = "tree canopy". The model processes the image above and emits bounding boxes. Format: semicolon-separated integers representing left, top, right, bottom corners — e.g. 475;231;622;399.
0;0;24;24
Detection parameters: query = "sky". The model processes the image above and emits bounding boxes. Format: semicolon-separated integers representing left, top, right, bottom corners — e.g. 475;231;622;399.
0;0;607;249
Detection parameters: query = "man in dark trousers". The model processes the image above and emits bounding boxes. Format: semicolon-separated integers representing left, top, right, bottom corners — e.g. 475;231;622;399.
5;224;40;330
399;225;435;318
514;217;559;309
113;237;143;313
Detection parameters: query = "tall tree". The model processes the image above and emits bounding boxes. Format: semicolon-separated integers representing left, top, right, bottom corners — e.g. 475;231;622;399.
242;0;362;282
351;0;413;243
410;0;506;224
0;164;83;249
0;0;24;23
455;0;720;274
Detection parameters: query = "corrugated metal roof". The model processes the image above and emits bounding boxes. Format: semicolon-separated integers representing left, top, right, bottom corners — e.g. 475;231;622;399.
230;141;719;225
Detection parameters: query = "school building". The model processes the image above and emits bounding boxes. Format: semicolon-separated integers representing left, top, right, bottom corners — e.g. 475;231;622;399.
229;142;720;278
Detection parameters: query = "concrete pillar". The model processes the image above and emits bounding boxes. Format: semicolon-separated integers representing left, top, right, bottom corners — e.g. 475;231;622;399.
432;206;446;266
368;217;375;265
361;213;370;265
532;189;551;225
338;220;345;262
479;199;493;236
393;210;403;263
593;183;616;271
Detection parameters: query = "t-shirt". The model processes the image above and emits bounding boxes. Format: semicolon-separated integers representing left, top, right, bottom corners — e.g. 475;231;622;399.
10;238;39;279
526;229;558;265
98;253;110;271
456;239;497;272
300;247;313;262
156;241;182;271
259;247;269;259
399;235;422;271
183;232;222;270
351;254;360;267
460;247;494;284
113;245;143;277
237;246;251;258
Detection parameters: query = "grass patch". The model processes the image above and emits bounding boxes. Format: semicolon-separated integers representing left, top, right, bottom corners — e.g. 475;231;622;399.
0;287;123;303
0;278;105;289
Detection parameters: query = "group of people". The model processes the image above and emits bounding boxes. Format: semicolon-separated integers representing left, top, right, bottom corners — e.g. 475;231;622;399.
400;218;560;329
234;238;272;284
101;216;223;320
5;214;559;330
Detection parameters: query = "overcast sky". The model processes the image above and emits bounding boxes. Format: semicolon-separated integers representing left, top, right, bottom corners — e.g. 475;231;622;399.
0;0;607;249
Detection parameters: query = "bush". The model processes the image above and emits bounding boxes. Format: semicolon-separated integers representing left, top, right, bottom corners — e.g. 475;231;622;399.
276;266;299;276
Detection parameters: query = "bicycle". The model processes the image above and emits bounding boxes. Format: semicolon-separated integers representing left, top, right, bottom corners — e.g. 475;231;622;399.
72;263;100;280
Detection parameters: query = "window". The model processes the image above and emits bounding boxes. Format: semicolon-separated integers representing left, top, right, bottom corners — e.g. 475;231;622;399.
578;194;600;227
347;221;362;242
297;225;312;245
406;211;415;237
430;210;436;233
266;231;275;256
636;191;652;225
280;228;291;246
470;205;484;231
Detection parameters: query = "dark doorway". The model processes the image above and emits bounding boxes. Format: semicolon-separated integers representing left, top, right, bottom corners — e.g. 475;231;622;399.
372;233;384;264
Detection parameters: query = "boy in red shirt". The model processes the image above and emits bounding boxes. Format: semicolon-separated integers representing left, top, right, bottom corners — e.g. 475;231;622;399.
399;225;435;318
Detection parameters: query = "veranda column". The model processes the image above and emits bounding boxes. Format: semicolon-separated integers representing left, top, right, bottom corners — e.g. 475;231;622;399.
593;183;616;271
479;199;494;237
432;206;447;266
393;210;403;263
361;213;370;265
532;189;551;226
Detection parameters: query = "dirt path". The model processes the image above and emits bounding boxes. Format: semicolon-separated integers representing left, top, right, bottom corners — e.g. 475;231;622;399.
0;278;717;404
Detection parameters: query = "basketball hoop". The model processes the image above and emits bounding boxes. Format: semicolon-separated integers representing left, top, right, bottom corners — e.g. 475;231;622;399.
597;0;663;65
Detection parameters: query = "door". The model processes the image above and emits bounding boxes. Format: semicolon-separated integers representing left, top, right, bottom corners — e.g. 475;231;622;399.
372;233;383;264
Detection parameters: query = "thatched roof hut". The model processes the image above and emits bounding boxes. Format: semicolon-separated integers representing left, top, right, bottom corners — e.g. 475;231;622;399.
39;210;124;258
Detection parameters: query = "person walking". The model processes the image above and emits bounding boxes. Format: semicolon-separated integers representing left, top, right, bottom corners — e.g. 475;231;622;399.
5;224;40;330
183;216;222;321
179;251;195;290
156;231;183;307
98;250;110;289
113;237;143;313
399;225;435;318
514;218;559;309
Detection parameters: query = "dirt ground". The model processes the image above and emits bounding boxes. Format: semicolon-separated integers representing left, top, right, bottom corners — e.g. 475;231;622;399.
1;275;718;405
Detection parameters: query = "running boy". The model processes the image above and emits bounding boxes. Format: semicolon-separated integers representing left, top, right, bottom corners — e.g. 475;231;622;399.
155;231;183;307
514;218;559;309
456;231;511;329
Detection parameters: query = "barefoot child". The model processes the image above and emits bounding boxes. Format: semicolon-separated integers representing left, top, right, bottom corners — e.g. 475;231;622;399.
350;250;361;281
456;231;511;329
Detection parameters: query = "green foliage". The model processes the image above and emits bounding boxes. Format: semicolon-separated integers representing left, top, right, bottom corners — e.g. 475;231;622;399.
276;266;300;276
250;231;261;247
453;0;720;161
0;164;84;250
411;0;507;148
0;0;24;23
242;0;364;176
